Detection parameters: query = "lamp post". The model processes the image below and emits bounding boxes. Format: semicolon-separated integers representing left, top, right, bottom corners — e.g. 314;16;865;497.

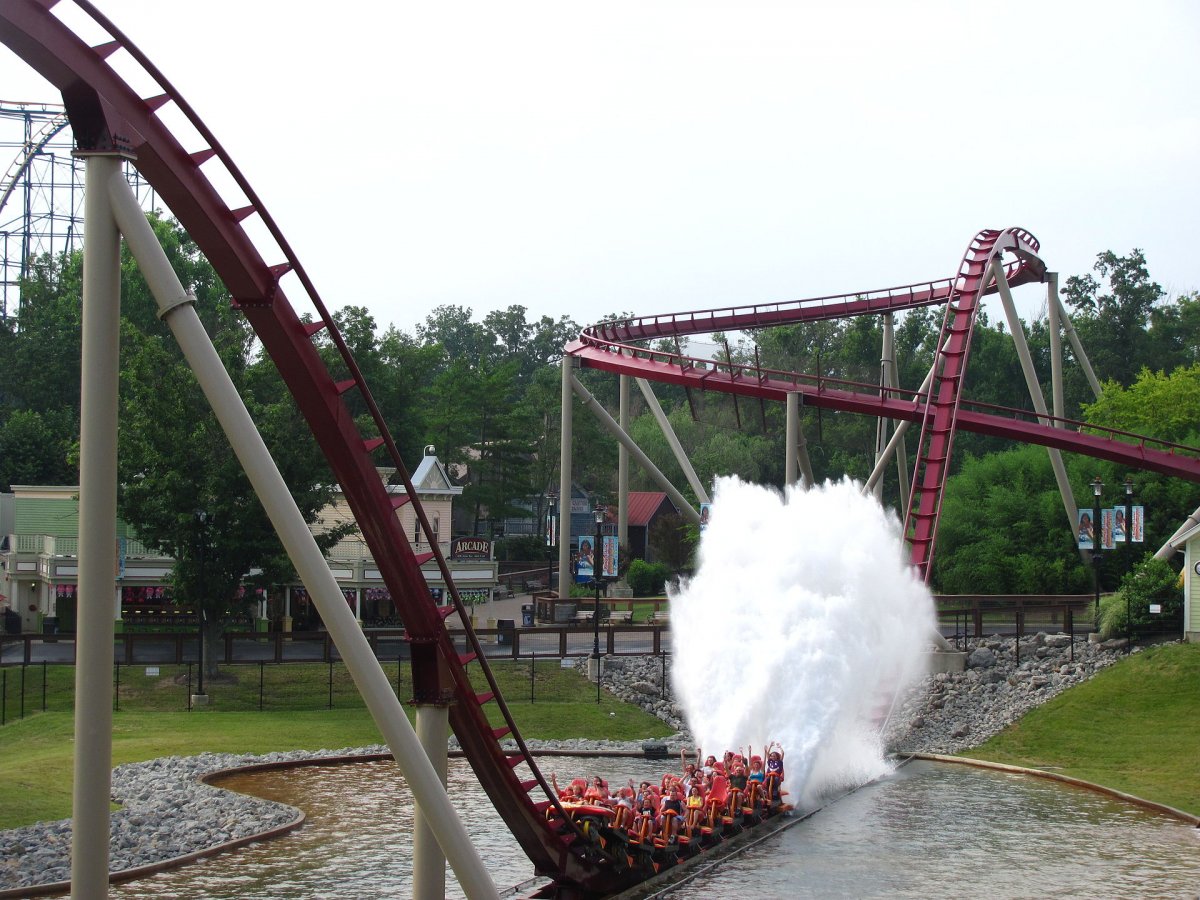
193;509;208;702
1091;476;1103;624
1123;477;1135;648
592;503;604;700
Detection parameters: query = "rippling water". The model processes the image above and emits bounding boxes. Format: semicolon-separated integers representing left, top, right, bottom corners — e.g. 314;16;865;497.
109;758;1200;899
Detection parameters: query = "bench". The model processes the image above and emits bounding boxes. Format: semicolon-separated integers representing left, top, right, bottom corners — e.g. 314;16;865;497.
573;610;594;623
608;610;634;625
647;611;670;625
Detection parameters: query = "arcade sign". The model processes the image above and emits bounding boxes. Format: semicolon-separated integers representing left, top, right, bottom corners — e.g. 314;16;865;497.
451;538;493;560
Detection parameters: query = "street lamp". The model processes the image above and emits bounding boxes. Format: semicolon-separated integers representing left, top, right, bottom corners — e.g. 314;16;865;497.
194;509;208;701
592;503;605;701
1123;477;1135;648
1091;476;1103;623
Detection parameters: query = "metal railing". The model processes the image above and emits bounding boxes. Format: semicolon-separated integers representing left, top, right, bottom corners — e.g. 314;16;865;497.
0;622;672;667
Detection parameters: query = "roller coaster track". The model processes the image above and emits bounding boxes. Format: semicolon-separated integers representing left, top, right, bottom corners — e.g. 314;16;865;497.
0;2;630;896
569;230;1200;582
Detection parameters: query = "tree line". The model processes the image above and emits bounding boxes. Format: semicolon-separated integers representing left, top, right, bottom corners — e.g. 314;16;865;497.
2;216;1197;625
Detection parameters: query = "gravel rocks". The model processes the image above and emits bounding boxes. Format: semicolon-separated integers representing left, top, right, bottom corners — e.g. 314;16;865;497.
0;635;1140;892
884;634;1134;754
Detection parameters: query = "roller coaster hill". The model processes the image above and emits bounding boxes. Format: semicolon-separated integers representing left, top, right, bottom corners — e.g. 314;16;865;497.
5;3;1200;899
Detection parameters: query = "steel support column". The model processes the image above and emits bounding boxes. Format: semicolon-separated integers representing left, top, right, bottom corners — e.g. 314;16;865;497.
993;259;1079;532
636;377;709;503
618;374;630;562
72;152;122;900
412;703;450;900
558;357;576;596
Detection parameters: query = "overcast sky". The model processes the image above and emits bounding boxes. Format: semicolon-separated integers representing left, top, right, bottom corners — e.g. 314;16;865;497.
3;0;1197;336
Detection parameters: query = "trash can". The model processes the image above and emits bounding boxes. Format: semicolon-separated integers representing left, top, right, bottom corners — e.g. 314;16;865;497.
497;618;514;645
42;616;58;643
4;608;21;635
521;604;534;628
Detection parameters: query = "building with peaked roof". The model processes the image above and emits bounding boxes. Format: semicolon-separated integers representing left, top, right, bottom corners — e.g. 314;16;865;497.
625;492;680;562
0;450;497;635
1173;521;1200;643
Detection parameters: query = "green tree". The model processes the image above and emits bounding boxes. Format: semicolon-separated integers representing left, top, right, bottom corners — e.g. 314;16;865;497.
932;445;1090;594
1082;364;1200;445
1061;249;1164;388
112;218;347;676
0;409;74;489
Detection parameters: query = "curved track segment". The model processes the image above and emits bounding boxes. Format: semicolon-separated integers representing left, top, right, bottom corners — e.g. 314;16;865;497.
902;228;1041;581
0;2;635;895
568;228;1200;579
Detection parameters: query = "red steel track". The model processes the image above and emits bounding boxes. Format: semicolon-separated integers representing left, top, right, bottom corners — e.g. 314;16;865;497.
0;2;637;896
569;230;1200;581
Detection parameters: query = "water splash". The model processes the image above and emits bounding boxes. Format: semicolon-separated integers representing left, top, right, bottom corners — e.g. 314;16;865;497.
670;476;935;804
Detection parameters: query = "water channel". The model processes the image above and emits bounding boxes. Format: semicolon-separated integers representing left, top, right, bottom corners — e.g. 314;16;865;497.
107;756;1199;899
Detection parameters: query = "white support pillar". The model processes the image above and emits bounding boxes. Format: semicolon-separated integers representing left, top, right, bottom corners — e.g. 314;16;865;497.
636;377;709;504
570;374;701;527
1046;273;1065;421
618;374;630;557
1053;293;1104;399
558;358;575;594
993;259;1080;531
785;392;799;487
107;171;498;899
873;315;895;501
412;704;449;900
72;153;122;900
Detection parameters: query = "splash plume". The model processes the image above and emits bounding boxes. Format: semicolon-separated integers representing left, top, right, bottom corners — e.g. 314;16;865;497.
671;476;934;803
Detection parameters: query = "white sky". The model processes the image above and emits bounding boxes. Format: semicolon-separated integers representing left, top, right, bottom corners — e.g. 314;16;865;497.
2;0;1198;335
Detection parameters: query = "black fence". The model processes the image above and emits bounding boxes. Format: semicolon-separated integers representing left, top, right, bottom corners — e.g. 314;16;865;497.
936;594;1098;649
0;623;672;667
0;652;673;723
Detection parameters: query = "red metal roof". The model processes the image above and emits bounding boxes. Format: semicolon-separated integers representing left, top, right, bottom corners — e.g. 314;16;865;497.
626;492;675;527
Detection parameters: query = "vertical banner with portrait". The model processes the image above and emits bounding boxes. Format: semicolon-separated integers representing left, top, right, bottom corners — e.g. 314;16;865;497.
1076;508;1094;550
1099;508;1116;550
576;539;595;580
545;510;557;548
699;502;712;531
1130;505;1145;543
601;535;619;578
1111;506;1127;543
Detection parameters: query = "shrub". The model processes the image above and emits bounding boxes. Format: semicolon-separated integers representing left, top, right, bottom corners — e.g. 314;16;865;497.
627;559;672;597
1099;555;1182;639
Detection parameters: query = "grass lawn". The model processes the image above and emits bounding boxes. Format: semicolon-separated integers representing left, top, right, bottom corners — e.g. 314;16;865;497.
0;661;671;830
958;642;1200;816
